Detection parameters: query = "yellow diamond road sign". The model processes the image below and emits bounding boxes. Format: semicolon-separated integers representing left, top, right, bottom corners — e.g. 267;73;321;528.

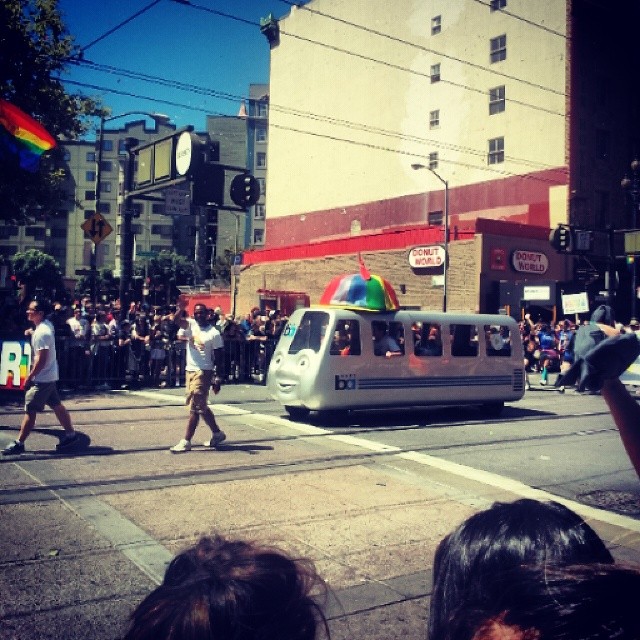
81;212;113;245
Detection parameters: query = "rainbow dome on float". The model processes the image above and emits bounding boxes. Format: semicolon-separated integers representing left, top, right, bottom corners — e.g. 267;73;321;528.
319;272;399;312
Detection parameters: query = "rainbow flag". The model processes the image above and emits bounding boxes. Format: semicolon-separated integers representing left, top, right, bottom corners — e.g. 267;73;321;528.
0;99;56;172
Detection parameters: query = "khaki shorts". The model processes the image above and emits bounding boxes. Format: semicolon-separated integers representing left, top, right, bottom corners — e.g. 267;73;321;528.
25;381;61;413
185;370;214;414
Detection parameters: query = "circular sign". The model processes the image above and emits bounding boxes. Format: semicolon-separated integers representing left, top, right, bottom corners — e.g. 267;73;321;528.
175;132;194;176
408;245;446;269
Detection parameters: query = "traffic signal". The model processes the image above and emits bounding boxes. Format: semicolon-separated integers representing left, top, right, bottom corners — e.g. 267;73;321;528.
192;163;225;207
230;173;260;208
549;224;573;253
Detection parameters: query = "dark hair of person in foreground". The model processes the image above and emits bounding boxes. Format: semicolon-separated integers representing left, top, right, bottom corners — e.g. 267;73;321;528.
441;563;640;640
428;499;614;640
123;535;330;640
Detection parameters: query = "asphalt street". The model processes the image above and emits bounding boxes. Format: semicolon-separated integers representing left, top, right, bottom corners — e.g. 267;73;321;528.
0;382;639;640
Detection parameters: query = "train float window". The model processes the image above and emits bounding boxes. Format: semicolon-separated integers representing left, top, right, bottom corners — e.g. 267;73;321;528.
372;320;404;357
329;319;361;356
288;311;330;354
450;324;479;357
484;324;512;356
414;322;443;357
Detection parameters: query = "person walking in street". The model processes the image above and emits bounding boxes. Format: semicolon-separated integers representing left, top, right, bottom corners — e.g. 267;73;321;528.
170;299;226;453
2;300;77;455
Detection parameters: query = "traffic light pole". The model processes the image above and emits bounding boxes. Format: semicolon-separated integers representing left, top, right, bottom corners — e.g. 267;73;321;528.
119;137;138;312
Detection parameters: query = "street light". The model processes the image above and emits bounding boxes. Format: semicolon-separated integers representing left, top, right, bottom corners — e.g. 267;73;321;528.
621;158;640;321
94;111;169;309
411;162;450;312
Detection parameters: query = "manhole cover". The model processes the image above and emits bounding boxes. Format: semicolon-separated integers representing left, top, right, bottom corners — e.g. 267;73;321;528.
578;490;640;516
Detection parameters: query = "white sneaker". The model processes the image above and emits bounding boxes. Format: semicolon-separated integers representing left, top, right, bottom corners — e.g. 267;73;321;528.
204;431;227;448
539;379;547;386
170;439;191;453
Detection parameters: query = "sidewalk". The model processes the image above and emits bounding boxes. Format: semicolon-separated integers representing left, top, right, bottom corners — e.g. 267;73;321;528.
0;386;639;640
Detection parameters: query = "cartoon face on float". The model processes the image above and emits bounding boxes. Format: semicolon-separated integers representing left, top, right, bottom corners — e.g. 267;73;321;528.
268;311;330;405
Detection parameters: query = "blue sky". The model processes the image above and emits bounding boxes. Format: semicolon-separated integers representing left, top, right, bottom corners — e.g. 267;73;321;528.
58;0;306;136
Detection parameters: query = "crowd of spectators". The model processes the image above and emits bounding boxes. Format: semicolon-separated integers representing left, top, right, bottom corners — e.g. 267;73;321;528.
24;297;289;391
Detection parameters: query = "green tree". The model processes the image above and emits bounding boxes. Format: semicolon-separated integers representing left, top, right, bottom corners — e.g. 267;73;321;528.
134;251;196;305
11;248;68;302
0;0;101;223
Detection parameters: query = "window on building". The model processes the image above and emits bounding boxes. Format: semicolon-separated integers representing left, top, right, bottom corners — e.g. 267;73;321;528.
51;227;68;239
489;86;506;114
428;211;443;226
431;15;441;35
429;152;439;170
102;139;113;152
253;229;264;244
84;210;96;219
595;129;610;161
63;150;71;161
151;224;173;238
0;226;18;239
99;181;112;193
490;35;507;63
152;203;165;214
86;151;96;162
256;151;267;168
254;204;266;219
257;101;268;118
26;227;46;241
85;170;96;182
100;160;113;172
429;110;440;129
256;125;267;142
488;137;505;164
118;139;127;155
490;0;507;10
97;202;111;214
85;190;96;201
430;63;441;83
132;203;143;217
132;223;143;235
257;178;266;196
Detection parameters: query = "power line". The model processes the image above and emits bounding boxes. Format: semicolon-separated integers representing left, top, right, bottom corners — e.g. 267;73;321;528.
79;0;162;54
273;0;565;97
64;76;567;184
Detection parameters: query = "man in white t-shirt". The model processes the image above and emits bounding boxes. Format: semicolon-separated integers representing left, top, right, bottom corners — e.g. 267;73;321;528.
170;298;226;453
3;300;77;455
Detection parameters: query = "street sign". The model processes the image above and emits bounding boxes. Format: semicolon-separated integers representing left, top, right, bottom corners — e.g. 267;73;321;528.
81;212;112;245
137;250;158;258
165;188;191;216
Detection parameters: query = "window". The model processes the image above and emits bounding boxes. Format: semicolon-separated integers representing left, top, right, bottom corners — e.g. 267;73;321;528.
85;170;96;182
489;86;505;114
100;160;113;172
26;227;46;241
151;224;173;238
490;0;507;10
330;319;361;356
0;226;18;239
257;178;266;195
414;322;443;357
152;203;165;214
488;137;504;164
85;190;96;201
118;139;127;155
372;320;405;356
257;101;268;118
254;204;266;219
431;15;441;35
97;202;111;214
451;324;478;357
429;110;440;129
288;311;329;355
86;151;96;162
430;63;441;83
253;228;264;244
429;152;439;170
99;181;111;193
485;325;512;356
51;227;68;239
256;151;267;168
63;150;71;161
84;210;96;219
101;139;113;152
490;35;506;63
132;223;143;235
428;210;443;226
256;125;267;142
